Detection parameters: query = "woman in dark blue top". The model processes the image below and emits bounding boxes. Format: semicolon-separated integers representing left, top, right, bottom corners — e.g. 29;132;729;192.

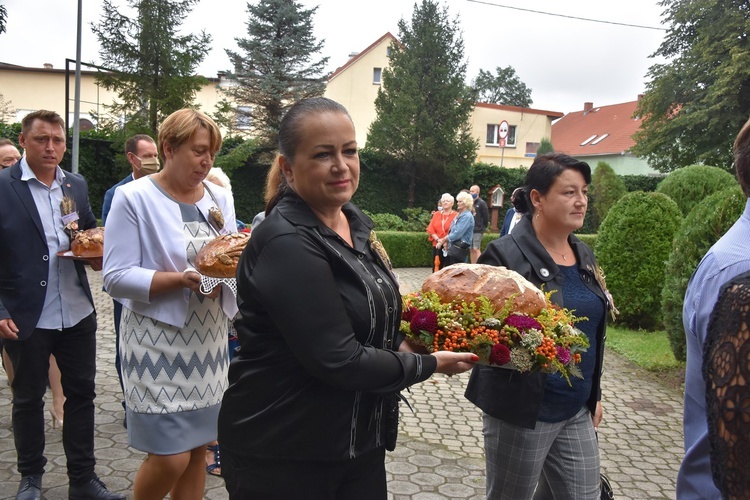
468;153;614;499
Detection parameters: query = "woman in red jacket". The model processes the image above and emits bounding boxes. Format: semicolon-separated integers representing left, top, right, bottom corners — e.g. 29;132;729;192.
426;193;457;271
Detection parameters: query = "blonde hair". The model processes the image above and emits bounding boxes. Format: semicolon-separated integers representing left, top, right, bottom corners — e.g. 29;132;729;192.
205;167;232;192
440;193;455;205
158;108;222;161
456;191;473;208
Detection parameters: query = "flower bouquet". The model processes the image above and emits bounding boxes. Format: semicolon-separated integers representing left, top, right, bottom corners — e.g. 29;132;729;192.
401;289;589;386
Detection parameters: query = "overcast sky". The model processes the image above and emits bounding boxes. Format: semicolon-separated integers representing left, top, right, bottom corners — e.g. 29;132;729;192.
0;0;668;114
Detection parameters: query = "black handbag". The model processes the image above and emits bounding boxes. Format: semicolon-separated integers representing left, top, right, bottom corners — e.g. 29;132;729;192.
600;473;614;500
447;241;470;262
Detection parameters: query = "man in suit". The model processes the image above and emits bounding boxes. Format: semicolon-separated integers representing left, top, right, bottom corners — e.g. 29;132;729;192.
0;110;125;500
101;134;158;423
0;138;21;168
500;187;524;237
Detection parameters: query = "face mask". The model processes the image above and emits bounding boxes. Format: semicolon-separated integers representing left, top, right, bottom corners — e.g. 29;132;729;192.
471;193;478;199
137;156;160;174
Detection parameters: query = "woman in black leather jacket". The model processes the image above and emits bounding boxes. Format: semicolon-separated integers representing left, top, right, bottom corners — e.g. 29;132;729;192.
217;98;477;500
467;153;614;500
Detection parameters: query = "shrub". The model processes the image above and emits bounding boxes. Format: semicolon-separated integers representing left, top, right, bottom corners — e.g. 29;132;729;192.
656;165;738;216
536;137;554;155
377;231;433;267
367;212;407;231
595;192;682;330
591;161;627;229
621;174;662;193
661;185;746;361
402;207;433;232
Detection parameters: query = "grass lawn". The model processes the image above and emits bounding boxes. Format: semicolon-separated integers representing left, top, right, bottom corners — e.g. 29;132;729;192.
606;326;685;373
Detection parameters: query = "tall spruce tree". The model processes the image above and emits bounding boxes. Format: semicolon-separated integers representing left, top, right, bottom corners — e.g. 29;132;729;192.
222;0;328;148
367;0;477;207
92;0;211;134
632;0;750;172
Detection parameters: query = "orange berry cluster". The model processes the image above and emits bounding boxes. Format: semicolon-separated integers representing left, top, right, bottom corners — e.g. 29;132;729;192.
535;337;557;361
433;325;501;352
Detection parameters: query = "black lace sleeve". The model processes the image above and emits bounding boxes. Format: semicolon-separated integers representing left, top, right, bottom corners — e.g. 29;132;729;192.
703;271;750;500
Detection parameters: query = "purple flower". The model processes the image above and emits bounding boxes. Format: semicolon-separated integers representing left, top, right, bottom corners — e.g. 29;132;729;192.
490;344;511;366
557;346;571;365
503;314;543;332
410;310;438;335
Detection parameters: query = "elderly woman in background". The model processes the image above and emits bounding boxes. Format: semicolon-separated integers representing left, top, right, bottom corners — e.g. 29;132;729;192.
103;109;237;500
468;153;613;499
217;97;476;499
439;191;474;266
426;193;457;271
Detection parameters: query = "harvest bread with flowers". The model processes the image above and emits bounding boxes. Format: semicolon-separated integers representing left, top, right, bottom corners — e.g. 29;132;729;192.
422;263;546;316
403;263;589;384
195;232;250;278
71;227;105;257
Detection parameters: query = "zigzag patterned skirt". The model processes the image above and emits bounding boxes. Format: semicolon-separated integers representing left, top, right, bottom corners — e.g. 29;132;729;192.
120;220;229;454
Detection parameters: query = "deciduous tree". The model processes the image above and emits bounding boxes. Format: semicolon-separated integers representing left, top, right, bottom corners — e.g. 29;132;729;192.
367;0;477;207
632;0;750;172
221;0;328;148
92;0;211;134
473;66;532;107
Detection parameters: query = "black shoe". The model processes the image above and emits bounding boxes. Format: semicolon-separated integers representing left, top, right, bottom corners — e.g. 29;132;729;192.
16;474;42;500
69;477;125;500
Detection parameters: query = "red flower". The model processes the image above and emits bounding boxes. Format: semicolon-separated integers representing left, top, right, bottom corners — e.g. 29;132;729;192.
490;344;511;366
503;313;542;332
402;306;418;322
410;310;438;335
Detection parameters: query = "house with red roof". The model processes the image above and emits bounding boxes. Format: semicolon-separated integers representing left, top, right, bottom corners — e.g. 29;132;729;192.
551;98;657;175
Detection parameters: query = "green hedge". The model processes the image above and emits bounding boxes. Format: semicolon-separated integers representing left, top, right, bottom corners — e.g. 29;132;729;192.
656;165;738;216
661;185;746;361
377;231;597;268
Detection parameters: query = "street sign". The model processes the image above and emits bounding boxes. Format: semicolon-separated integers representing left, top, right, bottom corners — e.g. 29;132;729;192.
498;120;509;147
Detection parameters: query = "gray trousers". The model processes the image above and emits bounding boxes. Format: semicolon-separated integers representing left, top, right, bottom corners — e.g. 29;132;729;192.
483;406;600;500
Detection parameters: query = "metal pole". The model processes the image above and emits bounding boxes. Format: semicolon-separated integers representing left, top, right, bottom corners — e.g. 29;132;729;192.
72;0;83;173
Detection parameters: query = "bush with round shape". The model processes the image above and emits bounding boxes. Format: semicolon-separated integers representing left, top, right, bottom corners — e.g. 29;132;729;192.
591;161;627;229
661;185;746;361
655;165;737;216
595;191;682;330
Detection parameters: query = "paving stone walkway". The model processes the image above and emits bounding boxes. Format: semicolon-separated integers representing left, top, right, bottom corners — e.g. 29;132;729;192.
0;268;684;499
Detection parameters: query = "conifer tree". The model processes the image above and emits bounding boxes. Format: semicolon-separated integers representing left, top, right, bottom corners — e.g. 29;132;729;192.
367;0;477;207
92;0;210;134
221;0;329;148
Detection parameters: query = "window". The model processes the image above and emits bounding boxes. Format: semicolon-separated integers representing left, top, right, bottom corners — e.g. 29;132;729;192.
486;123;517;147
236;106;252;130
580;134;597;146
591;133;609;145
525;142;540;157
373;67;382;85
